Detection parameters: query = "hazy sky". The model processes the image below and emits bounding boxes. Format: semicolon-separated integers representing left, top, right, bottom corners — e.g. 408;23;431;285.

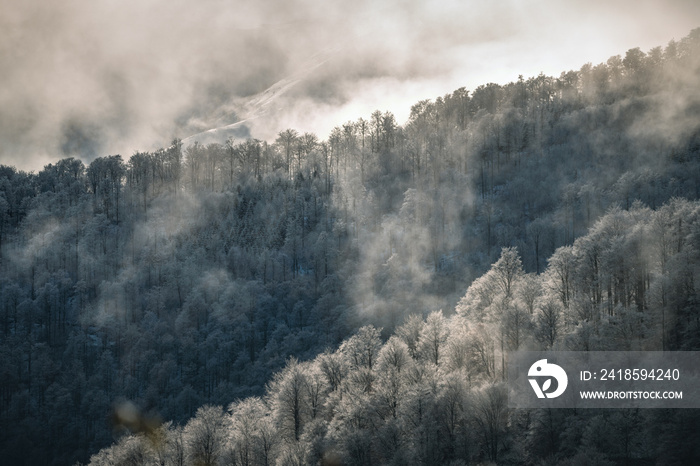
1;0;698;171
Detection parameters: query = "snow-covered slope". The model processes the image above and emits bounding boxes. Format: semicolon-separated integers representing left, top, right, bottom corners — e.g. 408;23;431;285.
181;46;339;146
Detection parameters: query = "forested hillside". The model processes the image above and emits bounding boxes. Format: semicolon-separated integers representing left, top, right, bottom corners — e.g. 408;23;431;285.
90;199;700;465
1;28;700;465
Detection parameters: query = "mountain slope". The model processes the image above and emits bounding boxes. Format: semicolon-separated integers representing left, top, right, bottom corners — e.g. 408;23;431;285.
1;28;700;466
89;198;700;465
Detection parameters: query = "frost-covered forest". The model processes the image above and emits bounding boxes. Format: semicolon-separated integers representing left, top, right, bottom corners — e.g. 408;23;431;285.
2;29;700;466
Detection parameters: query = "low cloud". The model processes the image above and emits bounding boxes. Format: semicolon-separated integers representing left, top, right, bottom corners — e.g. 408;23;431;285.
1;0;698;171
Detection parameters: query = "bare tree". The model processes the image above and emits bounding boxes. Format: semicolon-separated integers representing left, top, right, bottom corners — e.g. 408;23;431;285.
535;301;562;349
183;405;227;466
418;310;449;366
472;383;509;463
268;358;309;442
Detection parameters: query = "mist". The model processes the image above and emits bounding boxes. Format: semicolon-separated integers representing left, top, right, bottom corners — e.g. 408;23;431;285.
1;0;698;171
4;7;700;463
